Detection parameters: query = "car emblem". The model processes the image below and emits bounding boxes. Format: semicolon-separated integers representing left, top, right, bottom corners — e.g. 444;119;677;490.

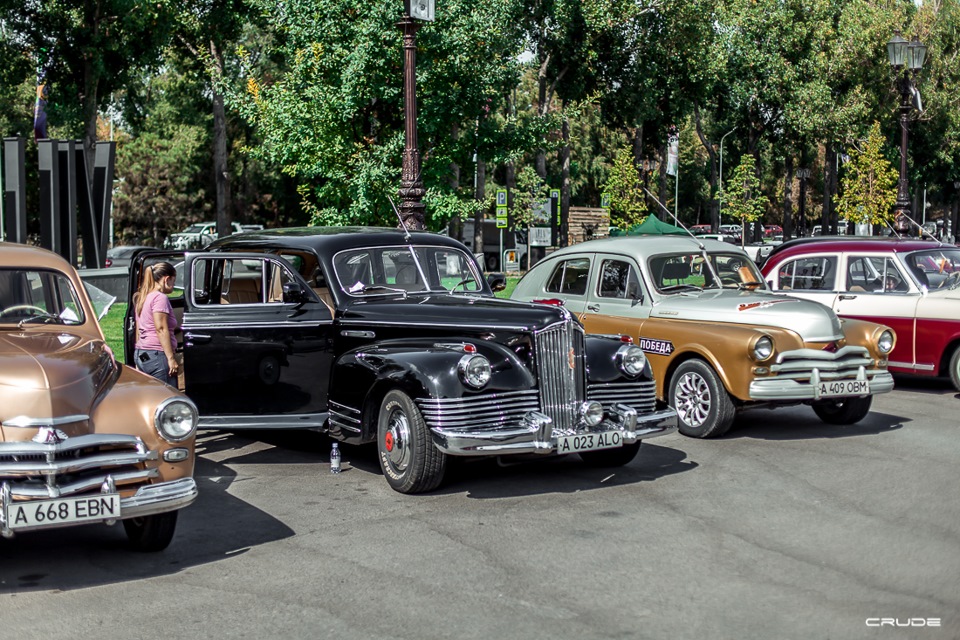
568;347;576;370
32;427;69;444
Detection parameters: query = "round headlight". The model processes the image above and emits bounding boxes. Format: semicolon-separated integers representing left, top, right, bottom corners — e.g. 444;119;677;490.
155;398;199;442
616;344;646;377
458;354;492;389
878;329;895;354
580;401;604;427
753;335;774;361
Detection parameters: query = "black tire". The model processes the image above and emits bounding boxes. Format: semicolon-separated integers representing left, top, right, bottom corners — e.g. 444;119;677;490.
123;511;178;552
811;395;872;425
579;441;642;467
669;360;736;438
949;346;960;392
377;390;447;494
486;255;499;271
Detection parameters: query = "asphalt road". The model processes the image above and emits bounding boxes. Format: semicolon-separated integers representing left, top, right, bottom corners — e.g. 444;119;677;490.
2;376;958;640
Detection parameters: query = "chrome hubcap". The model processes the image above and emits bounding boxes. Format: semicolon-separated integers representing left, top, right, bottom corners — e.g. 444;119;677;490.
383;409;411;473
675;372;711;428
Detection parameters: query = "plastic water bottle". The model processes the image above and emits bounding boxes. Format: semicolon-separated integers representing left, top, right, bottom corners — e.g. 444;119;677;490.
330;442;341;474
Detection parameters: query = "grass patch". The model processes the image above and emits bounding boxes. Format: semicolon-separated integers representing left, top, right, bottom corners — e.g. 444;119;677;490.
101;302;127;354
495;276;520;299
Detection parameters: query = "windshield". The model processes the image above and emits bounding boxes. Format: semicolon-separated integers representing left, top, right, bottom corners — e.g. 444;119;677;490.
333;245;483;296
648;252;765;293
904;248;960;290
0;268;86;326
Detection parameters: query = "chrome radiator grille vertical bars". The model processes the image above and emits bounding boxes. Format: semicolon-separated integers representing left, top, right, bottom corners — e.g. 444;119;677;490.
534;319;586;432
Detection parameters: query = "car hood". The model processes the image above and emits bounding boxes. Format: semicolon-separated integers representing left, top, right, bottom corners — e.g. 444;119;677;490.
340;294;571;331
651;290;843;342
0;331;116;440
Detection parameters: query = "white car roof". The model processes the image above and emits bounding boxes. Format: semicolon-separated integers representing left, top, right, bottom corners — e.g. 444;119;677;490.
546;235;749;258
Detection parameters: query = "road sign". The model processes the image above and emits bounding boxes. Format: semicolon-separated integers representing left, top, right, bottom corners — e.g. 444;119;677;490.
496;189;507;207
550;189;560;201
600;193;611;209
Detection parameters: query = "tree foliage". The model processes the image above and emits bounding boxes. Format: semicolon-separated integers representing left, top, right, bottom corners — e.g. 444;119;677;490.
725;154;765;226
837;122;898;226
604;147;647;228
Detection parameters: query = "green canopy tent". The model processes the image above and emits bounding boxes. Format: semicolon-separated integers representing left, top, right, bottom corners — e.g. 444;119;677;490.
625;215;688;236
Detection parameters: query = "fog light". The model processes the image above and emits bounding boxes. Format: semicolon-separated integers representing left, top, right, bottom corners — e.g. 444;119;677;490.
580;401;604;427
163;448;191;462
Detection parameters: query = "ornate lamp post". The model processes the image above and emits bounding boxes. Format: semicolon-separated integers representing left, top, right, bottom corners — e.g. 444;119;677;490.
796;167;812;237
397;0;435;230
887;32;927;231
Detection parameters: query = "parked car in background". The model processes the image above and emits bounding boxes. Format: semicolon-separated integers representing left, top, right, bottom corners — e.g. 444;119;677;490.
0;243;198;550
510;236;896;438
127;227;677;493
165;221;244;250
695;234;774;265
761;236;960;391
105;245;151;268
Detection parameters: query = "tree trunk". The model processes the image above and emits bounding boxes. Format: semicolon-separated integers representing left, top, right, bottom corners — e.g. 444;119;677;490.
559;116;570;247
692;104;719;232
952;196;959;244
210;42;232;239
657;143;668;211
473;157;486;267
782;156;794;240
822;145;836;234
448;123;461;241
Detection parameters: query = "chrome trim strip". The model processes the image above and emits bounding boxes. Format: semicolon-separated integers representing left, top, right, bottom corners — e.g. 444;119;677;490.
0;451;158;478
337;319;531;332
184;321;332;330
341;330;376;338
1;414;89;428
0;434;148;457
888;360;936;371
328;400;361;415
5;468;159;499
197;413;328;430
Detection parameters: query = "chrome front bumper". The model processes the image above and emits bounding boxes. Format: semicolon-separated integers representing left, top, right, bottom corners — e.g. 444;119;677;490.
748;370;895;401
430;404;678;456
0;478;198;537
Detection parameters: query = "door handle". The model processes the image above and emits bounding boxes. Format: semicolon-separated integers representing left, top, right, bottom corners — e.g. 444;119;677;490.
184;332;211;344
838;294;857;300
587;304;600;312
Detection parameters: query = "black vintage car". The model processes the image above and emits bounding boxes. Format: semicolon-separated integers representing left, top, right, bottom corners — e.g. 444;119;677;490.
126;227;677;493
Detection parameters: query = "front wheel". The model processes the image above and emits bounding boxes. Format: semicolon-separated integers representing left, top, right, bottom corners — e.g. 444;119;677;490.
377;390;447;494
669;360;736;438
948;346;960;392
122;511;178;552
579;441;642;467
811;396;872;425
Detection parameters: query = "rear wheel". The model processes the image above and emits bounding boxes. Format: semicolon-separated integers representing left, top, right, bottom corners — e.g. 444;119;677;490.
123;511;178;552
669;360;736;438
948;346;960;392
579;441;642;467
377;390;447;494
811;396;872;425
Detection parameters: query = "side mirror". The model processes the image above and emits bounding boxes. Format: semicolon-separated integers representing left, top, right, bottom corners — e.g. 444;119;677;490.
282;282;307;304
487;272;507;293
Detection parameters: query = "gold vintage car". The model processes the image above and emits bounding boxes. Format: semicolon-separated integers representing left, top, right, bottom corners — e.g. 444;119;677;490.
512;236;896;438
0;243;198;551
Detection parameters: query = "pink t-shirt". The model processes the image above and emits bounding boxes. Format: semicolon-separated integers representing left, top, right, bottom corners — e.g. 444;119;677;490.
136;291;178;351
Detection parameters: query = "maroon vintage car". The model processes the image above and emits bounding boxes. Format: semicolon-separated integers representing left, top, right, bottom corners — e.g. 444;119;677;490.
761;237;960;390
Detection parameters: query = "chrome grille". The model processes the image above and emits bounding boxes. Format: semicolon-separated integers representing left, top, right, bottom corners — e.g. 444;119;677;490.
416;390;540;431
770;345;880;381
534;320;586;432
587;381;657;415
0;434;157;499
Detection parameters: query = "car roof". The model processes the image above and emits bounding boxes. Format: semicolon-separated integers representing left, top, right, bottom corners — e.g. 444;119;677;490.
539;234;745;259
765;236;951;265
208;226;469;255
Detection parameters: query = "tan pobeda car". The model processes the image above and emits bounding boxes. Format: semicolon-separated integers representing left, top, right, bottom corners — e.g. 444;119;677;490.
512;236;896;438
0;243;198;551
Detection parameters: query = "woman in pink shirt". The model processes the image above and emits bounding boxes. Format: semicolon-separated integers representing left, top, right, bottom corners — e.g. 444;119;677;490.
133;261;179;385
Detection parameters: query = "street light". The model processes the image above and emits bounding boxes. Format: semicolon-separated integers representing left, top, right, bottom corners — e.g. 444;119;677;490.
887;31;927;231
396;0;435;230
796;167;812;237
718;126;737;229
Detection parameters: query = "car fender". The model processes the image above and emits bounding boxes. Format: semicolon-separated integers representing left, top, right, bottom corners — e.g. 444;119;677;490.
328;339;537;443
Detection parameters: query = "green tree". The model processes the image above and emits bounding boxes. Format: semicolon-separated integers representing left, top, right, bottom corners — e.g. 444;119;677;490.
725;154;765;242
604;147;646;228
837;122;898;227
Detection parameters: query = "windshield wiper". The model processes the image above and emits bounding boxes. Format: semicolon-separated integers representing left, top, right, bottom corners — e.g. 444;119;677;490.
18;313;62;328
660;284;703;293
349;284;408;296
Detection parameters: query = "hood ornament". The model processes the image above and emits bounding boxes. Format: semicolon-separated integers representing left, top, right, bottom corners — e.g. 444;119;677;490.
32;427;69;444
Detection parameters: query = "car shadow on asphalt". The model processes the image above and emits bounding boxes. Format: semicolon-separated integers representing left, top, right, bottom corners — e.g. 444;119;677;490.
721;408;906;441
0;450;294;594
890;373;959;398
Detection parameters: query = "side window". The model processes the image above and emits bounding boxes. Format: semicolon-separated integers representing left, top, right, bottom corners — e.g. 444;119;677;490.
192;257;304;305
545;258;591;295
777;256;836;291
598;259;642;299
847;255;907;292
